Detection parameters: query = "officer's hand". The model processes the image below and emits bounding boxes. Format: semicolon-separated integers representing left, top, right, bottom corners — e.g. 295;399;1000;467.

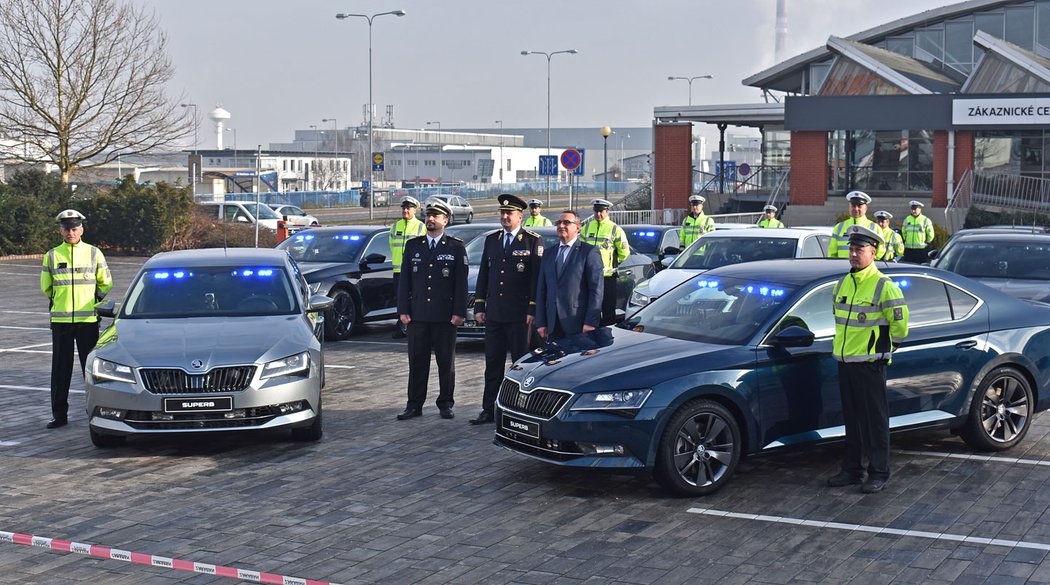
582;324;596;333
399;314;411;325
536;326;547;339
525;314;534;326
451;315;465;327
475;311;486;325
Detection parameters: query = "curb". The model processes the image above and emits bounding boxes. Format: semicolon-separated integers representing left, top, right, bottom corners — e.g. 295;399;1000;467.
0;254;44;262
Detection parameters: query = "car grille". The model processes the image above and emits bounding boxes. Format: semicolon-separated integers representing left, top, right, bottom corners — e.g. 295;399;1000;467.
122;404;286;430
497;378;571;420
140;366;256;394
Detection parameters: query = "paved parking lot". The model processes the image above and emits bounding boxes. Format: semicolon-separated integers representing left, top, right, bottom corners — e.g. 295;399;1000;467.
3;255;1050;584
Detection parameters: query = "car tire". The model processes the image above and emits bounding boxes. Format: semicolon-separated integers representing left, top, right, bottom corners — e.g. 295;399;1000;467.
448;213;455;225
655;399;740;496
323;289;357;341
90;427;125;448
291;401;323;441
466;212;473;224
960;366;1033;451
310;221;319;226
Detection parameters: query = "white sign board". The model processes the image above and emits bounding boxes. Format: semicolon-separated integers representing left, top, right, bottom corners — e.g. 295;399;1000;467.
952;98;1050;125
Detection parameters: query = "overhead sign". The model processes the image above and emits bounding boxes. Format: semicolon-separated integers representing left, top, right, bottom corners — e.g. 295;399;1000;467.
560;148;582;171
953;97;1050;125
538;155;558;177
372;152;384;171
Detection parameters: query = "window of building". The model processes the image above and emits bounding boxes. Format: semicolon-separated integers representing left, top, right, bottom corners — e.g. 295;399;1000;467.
885;37;913;57
975;11;1004;39
819;59;908;96
915;27;944;63
945;20;974;74
506;159;512;171
425;160;435;166
1006;5;1035;48
808;62;832;94
1039;1;1050;54
408;159;418;167
828;129;934;193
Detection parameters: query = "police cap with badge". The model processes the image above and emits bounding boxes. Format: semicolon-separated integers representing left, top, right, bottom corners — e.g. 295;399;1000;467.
56;209;85;229
527;198;543;209
592;198;612;211
874;210;893;221
763;204;777;213
845;190;872;205
424;200;452;217
847;224;885;248
498;194;528;213
689;195;706;205
400;196;420;209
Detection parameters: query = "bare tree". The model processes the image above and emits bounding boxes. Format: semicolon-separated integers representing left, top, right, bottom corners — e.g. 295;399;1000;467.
0;0;191;183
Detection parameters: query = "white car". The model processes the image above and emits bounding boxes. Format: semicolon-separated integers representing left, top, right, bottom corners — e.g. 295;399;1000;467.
197;201;281;231
627;227;832;313
270;204;320;227
425;195;474;224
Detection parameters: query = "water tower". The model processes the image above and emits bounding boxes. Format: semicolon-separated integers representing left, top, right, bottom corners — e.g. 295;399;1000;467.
209;106;231;149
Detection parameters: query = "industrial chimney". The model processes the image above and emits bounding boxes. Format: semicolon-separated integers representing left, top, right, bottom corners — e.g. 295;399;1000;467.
775;0;788;65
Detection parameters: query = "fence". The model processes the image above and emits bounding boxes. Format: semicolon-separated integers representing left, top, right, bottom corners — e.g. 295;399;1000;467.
945;169;1050;232
607;209;763;226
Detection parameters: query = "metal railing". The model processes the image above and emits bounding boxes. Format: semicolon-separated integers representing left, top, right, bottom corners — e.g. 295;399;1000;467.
944;169;972;233
606;209;762;226
971;171;1050;212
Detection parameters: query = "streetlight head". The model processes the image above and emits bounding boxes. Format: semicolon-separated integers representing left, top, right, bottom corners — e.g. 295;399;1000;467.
521;50;529;55
335;13;347;19
600;126;612;138
667;76;676;81
392;9;406;16
568;49;579;54
703;75;713;79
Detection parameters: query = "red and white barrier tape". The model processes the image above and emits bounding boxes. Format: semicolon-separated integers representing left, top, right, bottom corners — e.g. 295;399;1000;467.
0;530;341;585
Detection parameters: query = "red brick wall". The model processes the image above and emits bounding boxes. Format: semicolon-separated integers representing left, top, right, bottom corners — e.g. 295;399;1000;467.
789;131;829;205
931;130;974;207
653;123;693;210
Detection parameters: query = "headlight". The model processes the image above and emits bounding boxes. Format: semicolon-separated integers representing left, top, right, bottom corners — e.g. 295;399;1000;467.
92;358;136;384
571;389;651;413
629;284;652;307
261;352;311;379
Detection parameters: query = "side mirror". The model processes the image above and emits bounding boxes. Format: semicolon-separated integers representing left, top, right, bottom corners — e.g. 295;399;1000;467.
236;215;250;223
927;249;939;259
307;294;334;313
660;256;675;269
95;300;116;318
363;253;387;265
663;246;681;256
771;325;814;348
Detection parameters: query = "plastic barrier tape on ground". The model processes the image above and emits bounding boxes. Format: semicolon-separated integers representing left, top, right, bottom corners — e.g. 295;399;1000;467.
0;530;341;585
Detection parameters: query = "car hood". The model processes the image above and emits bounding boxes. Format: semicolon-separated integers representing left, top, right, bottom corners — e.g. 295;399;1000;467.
94;316;315;370
642;267;706;298
971;277;1050;303
298;261;361;283
509;327;740;392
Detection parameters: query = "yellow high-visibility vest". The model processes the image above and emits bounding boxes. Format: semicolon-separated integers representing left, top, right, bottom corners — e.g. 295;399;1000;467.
831;262;908;364
40;241;112;323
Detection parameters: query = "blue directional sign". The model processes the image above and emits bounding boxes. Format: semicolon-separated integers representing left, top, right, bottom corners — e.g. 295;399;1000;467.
538;155;558;177
716;160;737;179
572;148;586;176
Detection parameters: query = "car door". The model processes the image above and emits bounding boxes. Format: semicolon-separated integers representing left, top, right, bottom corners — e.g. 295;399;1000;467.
357;232;396;318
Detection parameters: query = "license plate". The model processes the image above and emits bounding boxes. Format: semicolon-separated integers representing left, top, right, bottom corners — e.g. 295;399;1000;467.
164;396;233;413
501;414;539;438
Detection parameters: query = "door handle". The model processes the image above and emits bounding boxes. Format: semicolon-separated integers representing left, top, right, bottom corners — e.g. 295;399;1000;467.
955;340;978;350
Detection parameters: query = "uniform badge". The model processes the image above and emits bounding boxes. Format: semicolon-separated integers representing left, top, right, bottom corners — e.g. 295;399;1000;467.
517;233;523;241
413;266;418;272
516;262;525;272
537;245;544;255
857;312;867;323
414;252;420;258
894;307;903;321
442;267;450;277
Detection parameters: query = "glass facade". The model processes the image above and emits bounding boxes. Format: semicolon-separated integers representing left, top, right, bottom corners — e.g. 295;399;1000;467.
828;130;934;193
974;130;1050;179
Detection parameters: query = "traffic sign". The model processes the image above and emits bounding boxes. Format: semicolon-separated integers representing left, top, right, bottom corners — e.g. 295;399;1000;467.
738;163;751;176
372;152;385;171
560;149;582;171
572;148;586;176
538;155;558;177
716;160;737;179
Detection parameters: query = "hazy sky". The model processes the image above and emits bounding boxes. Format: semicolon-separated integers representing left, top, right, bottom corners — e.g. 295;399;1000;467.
132;0;955;149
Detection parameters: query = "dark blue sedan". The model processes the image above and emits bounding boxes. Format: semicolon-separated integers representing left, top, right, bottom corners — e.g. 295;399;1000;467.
494;259;1050;496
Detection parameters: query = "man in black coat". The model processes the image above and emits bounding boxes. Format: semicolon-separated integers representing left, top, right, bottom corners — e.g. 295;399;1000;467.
535;210;604;340
470;194;543;425
396;200;469;420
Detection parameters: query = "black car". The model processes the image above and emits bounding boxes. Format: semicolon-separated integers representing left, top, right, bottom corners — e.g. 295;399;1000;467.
622;224;683;270
930;228;1050;303
445;223;500;247
276;226;396;340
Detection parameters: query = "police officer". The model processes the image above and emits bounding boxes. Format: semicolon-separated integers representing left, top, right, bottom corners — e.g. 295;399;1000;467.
680;194;714;247
582;198;630;325
827;224;909;493
396;200;468;420
828;191;884;259
470;194;542;425
523;198;552;227
874;211;904;262
41;209;113;428
389;196;426;337
757;204;785;228
901;200;935;263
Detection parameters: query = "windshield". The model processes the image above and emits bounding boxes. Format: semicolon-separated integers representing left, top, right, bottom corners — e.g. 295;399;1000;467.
242;202;280;220
622;275;797;344
625;229;662;254
278;231;368;262
671;236;797;270
938;240;1050;280
122;266;299;318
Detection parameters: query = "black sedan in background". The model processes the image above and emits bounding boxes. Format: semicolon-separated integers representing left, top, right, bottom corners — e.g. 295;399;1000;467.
931;228;1050;303
622;224;682;270
277;226;397;340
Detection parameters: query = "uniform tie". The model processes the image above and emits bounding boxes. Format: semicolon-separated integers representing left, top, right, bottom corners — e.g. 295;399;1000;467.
504;232;513;250
430;238;436;251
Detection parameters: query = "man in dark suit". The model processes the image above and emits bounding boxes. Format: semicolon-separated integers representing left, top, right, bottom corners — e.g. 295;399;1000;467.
535;210;604;341
470;194;543;425
396;200;468;420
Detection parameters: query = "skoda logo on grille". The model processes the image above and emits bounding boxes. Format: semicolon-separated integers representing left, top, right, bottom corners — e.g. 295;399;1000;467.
522;376;535;389
190;359;204;370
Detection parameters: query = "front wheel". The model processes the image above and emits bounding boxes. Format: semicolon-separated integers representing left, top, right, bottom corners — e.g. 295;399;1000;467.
466;212;473;224
323;289;357;341
90;427;125;448
655;399;741;496
960;367;1033;451
291;401;323;441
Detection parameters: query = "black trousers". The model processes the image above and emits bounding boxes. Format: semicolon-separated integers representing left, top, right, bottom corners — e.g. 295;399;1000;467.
600;275;617;325
837;361;889;480
901;247;927;264
51;321;99;421
481;320;528;413
406;321;457;409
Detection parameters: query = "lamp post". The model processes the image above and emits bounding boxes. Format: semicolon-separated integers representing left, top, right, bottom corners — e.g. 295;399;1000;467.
336;9;407;219
600;126;611;199
180;102;198;195
427;120;441;187
494;119;503;184
521;48;578;206
667;75;713;106
225;127;237;168
620;132;629;181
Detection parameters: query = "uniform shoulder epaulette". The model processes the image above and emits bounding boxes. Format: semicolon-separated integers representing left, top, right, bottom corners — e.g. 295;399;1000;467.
407;234;427;244
523;229;541;239
445;235;463;243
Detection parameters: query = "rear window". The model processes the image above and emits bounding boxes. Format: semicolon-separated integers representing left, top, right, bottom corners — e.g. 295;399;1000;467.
278;231;368;263
671;237;798;270
938;240;1050;280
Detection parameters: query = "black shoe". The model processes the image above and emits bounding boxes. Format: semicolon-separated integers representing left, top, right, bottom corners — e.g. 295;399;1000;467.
469;411;494;425
46;418;68;429
862;478;888;493
439;407;454;419
826;471;863;487
396;408;422;421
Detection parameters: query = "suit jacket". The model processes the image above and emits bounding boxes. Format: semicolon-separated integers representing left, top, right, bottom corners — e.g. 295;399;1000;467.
397;234;468;322
474;229;542;322
534;239;603;337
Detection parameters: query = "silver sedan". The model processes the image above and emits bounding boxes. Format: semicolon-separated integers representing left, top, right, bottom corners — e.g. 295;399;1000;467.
85;248;333;447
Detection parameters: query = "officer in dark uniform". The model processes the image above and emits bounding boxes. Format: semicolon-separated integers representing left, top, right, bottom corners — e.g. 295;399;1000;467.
396;200;469;420
470;194;543;425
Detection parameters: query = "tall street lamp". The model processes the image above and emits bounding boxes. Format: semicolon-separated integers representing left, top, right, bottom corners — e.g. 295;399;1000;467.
600;126;611;199
336;9;407;219
494;119;503;184
225;127;237;169
180;102;198;196
521;48;578;206
667;75;713;106
427;120;441;186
